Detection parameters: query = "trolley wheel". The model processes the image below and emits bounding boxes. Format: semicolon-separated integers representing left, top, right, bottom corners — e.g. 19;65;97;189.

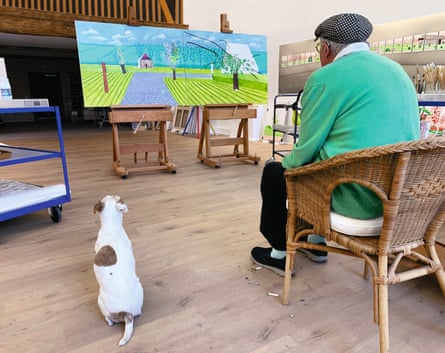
48;205;62;223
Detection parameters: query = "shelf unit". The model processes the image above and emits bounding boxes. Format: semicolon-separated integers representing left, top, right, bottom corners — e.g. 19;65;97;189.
418;98;445;107
270;90;303;160
0;105;71;222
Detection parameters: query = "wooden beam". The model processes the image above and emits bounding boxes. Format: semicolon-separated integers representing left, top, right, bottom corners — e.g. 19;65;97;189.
158;0;174;23
0;7;188;40
0;7;77;38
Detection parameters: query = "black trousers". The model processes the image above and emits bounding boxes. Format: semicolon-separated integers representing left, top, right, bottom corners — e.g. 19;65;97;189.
259;161;287;251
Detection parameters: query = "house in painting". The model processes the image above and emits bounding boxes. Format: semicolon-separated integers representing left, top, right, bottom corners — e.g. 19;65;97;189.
138;53;153;68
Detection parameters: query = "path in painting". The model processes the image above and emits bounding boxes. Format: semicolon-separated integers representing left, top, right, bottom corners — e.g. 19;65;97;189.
120;72;211;105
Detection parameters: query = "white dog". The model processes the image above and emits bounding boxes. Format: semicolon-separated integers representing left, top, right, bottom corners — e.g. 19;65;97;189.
93;195;144;346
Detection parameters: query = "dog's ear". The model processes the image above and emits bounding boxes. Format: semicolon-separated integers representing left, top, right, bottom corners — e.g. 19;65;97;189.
116;198;128;213
93;200;104;214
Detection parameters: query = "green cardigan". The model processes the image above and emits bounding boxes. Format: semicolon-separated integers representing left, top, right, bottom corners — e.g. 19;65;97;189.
282;50;420;219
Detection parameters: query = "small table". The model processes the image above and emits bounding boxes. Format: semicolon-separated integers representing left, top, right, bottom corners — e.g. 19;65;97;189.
109;104;176;178
197;104;260;168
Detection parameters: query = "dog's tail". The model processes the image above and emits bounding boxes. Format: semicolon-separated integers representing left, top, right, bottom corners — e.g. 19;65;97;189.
118;313;134;346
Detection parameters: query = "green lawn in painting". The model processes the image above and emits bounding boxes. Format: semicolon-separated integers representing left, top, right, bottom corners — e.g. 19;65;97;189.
81;71;134;107
164;76;267;106
79;64;267;107
80;64;137;107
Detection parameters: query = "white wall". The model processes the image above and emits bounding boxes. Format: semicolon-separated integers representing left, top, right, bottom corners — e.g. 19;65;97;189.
183;1;445;131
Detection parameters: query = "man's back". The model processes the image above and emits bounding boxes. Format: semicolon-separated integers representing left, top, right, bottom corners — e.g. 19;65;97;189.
283;49;420;219
308;50;420;160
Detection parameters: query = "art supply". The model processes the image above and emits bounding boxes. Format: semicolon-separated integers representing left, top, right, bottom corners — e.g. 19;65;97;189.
0;78;12;100
0;58;12;100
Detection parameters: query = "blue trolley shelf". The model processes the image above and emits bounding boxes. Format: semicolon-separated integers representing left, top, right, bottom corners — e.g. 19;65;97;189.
0;105;71;222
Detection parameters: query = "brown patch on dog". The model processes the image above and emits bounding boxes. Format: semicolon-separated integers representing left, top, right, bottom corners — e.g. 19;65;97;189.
110;312;133;323
117;197;125;206
93;200;104;214
95;245;117;266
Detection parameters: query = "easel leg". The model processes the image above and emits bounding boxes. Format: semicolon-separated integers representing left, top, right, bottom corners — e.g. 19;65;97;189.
233;120;242;154
112;123;120;164
233;119;250;156
197;117;220;167
197;119;206;158
159;121;167;162
204;119;211;159
111;123;128;177
243;119;250;155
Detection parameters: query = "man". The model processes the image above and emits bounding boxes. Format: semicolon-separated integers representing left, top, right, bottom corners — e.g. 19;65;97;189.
251;13;420;276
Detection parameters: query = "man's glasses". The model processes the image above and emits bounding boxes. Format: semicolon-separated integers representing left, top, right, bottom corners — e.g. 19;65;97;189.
315;41;330;53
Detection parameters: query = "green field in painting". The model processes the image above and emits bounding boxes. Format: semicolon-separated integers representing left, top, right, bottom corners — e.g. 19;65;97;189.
80;71;134;107
165;77;267;105
79;64;267;107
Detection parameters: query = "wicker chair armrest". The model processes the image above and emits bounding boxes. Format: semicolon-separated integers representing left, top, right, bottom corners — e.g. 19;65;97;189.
284;137;445;178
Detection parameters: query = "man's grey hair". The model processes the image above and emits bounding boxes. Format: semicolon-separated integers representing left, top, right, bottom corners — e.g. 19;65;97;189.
321;38;348;56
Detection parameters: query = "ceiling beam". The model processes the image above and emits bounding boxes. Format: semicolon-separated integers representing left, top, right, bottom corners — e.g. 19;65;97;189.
0;7;187;40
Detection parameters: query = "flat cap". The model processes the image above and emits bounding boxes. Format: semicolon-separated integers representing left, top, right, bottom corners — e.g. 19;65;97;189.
314;13;373;44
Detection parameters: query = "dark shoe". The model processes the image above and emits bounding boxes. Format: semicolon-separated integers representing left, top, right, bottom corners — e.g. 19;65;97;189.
251;247;290;277
298;235;328;263
298;248;328;263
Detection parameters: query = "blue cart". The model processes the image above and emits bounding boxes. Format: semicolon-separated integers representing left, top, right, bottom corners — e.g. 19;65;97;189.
0;105;71;222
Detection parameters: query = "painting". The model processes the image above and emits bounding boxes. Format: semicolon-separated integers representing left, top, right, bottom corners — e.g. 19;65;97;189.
74;21;268;108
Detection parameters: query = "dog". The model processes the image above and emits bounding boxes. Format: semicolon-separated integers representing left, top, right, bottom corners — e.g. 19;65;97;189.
93;195;144;346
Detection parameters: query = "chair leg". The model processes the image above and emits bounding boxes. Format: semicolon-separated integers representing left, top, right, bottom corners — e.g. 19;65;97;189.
282;251;294;305
426;244;445;296
378;282;389;353
363;261;369;279
378;257;390;353
373;281;379;324
434;268;445;296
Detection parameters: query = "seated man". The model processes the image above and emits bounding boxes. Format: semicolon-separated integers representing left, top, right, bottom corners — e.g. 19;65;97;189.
251;13;420;276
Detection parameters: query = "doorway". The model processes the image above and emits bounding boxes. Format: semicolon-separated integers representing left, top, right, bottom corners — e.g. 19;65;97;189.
28;72;64;120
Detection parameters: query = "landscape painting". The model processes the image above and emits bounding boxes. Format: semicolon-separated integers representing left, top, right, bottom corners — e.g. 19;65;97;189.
74;21;268;107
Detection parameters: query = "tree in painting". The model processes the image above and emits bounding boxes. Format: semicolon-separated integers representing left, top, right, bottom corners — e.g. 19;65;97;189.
116;46;127;74
222;53;256;90
164;41;181;80
185;31;258;90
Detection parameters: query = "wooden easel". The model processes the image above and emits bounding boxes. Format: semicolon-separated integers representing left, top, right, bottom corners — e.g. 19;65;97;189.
197;104;260;168
109;104;176;178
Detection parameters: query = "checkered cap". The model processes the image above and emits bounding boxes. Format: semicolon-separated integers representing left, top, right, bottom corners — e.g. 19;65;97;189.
314;13;373;44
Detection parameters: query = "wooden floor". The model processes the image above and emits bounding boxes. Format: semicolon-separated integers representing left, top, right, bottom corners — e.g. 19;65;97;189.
1;121;445;353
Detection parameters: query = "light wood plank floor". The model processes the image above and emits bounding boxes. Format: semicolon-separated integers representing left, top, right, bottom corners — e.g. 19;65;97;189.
1;121;445;353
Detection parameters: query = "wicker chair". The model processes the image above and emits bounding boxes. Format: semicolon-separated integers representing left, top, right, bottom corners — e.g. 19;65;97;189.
282;137;445;353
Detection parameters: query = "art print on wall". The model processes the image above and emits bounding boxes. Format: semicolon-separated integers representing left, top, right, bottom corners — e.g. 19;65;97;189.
74;21;268;108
